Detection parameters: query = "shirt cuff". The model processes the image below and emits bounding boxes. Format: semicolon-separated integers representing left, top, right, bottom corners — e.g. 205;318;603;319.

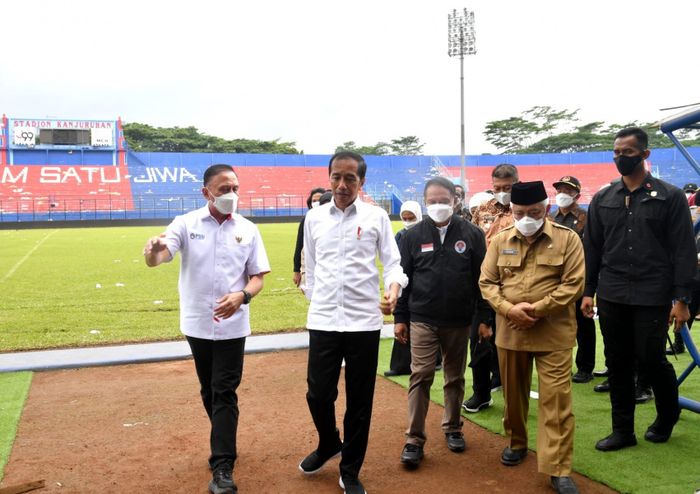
497;300;514;318
583;286;596;298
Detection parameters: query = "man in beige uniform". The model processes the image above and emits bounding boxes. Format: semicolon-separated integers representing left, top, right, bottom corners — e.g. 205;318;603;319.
479;181;584;494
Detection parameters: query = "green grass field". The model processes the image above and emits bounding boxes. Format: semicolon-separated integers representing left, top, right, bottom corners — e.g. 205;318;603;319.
0;224;312;351
1;223;700;492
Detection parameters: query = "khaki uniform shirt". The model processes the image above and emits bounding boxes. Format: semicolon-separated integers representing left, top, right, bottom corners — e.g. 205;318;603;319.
472;198;514;246
479;219;585;352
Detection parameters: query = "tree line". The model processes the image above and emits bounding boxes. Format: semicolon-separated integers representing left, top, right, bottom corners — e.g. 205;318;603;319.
123;108;700;155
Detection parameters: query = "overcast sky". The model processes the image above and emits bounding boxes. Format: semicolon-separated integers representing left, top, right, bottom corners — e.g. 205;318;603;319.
1;0;698;155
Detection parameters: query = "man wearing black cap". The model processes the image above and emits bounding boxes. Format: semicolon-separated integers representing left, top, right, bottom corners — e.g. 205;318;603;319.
550;176;596;384
582;127;696;452
683;183;698;203
480;181;585;494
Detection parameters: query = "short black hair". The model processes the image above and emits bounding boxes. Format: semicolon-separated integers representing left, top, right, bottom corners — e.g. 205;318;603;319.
454;184;465;200
328;151;367;179
615;127;649;150
203;164;235;186
306;187;328;209
424;176;456;197
492;163;519;182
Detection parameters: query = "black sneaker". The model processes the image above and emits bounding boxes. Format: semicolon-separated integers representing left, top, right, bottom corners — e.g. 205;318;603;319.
445;432;466;452
572;370;593;383
462;395;493;413
665;341;686;355
400;443;424;468
490;379;502;392
298;446;341;474
593;368;609;377
209;462;237;494
635;386;653;404
339;475;367;494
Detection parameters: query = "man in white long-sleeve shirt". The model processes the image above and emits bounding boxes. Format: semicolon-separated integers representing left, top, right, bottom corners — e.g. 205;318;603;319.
298;151;408;494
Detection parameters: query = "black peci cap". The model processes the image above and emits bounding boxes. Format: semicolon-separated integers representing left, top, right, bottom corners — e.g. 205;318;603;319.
552;176;581;192
682;183;698;193
511;181;548;205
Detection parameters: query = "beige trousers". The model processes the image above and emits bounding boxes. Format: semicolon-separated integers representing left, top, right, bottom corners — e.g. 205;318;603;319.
405;321;469;447
498;346;575;477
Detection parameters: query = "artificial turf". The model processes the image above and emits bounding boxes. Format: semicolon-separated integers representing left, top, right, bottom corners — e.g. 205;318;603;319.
0;372;32;482
378;333;700;494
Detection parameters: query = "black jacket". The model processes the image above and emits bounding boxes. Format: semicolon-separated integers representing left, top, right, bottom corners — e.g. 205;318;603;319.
583;174;696;305
394;215;491;327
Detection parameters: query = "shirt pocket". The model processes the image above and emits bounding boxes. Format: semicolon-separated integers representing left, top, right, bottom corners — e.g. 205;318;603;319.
535;254;564;275
496;254;522;281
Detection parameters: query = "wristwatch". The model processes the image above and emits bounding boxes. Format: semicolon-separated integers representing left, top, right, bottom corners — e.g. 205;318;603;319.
241;289;252;305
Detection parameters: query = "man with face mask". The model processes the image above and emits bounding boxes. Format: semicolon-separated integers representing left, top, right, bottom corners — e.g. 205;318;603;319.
464;164;518;413
582;127;696;452
549;176;596;385
479;181;585;494
143;164;271;494
393;177;490;469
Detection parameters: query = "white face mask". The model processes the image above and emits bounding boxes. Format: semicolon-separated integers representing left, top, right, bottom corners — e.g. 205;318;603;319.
402;219;419;229
311;201;320;209
427;203;453;223
495;192;511;206
514;216;544;237
209;190;238;215
686;192;693;200
555;193;575;208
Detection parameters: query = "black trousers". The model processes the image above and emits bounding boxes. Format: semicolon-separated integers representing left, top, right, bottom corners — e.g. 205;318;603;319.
306;329;380;479
597;299;679;435
470;310;500;399
574;297;597;373
186;335;246;469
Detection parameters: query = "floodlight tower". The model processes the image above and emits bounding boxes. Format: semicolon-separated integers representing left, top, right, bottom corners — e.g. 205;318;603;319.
448;8;476;189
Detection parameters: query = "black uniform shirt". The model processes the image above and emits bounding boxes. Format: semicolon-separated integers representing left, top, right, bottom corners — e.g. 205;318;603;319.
583;173;696;305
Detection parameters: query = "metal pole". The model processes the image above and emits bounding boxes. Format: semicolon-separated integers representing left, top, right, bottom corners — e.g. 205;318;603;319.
459;36;466;189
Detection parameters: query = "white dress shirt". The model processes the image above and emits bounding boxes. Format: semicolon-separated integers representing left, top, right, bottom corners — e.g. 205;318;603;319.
164;206;271;340
303;198;408;332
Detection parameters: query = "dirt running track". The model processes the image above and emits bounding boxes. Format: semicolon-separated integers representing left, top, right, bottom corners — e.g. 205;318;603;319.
1;349;616;493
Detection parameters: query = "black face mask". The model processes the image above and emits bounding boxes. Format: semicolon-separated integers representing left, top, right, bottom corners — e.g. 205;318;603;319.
614;154;643;176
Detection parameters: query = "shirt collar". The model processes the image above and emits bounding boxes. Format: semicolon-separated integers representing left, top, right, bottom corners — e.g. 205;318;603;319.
329;196;363;215
199;205;233;223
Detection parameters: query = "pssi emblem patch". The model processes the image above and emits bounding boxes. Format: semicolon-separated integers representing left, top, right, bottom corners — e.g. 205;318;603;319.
189;233;205;240
454;240;466;253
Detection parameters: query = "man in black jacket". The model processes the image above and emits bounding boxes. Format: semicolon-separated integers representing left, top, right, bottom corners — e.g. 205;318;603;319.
394;177;491;468
582;127;696;451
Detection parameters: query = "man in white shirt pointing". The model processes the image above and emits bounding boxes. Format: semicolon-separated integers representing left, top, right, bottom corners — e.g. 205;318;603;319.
143;164;270;494
298;151;408;494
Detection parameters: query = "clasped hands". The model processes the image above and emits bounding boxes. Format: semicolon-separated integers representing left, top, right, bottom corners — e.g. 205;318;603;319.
506;302;539;330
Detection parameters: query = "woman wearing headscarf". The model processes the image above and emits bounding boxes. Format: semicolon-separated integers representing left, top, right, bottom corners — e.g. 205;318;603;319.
385;201;423;376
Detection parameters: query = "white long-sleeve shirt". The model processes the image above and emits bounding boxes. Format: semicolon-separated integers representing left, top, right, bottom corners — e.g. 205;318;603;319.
303;198;408;332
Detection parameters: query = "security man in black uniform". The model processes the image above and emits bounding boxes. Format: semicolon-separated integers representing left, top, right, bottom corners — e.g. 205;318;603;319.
581;127;696;451
549;176;597;383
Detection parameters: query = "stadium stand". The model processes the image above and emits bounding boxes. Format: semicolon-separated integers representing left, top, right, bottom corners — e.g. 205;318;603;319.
1;115;700;222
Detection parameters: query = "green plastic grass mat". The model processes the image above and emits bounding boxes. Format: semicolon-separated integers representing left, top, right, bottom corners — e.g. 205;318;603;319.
378;331;700;494
0;372;32;483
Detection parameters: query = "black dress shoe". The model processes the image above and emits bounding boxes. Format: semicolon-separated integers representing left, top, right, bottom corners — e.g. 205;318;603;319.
550;476;579;494
400;444;424;468
339;475;367;494
445;432;466;452
572;370;593;383
500;446;527;466
644;416;678;443
593;379;610;392
595;432;637;451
